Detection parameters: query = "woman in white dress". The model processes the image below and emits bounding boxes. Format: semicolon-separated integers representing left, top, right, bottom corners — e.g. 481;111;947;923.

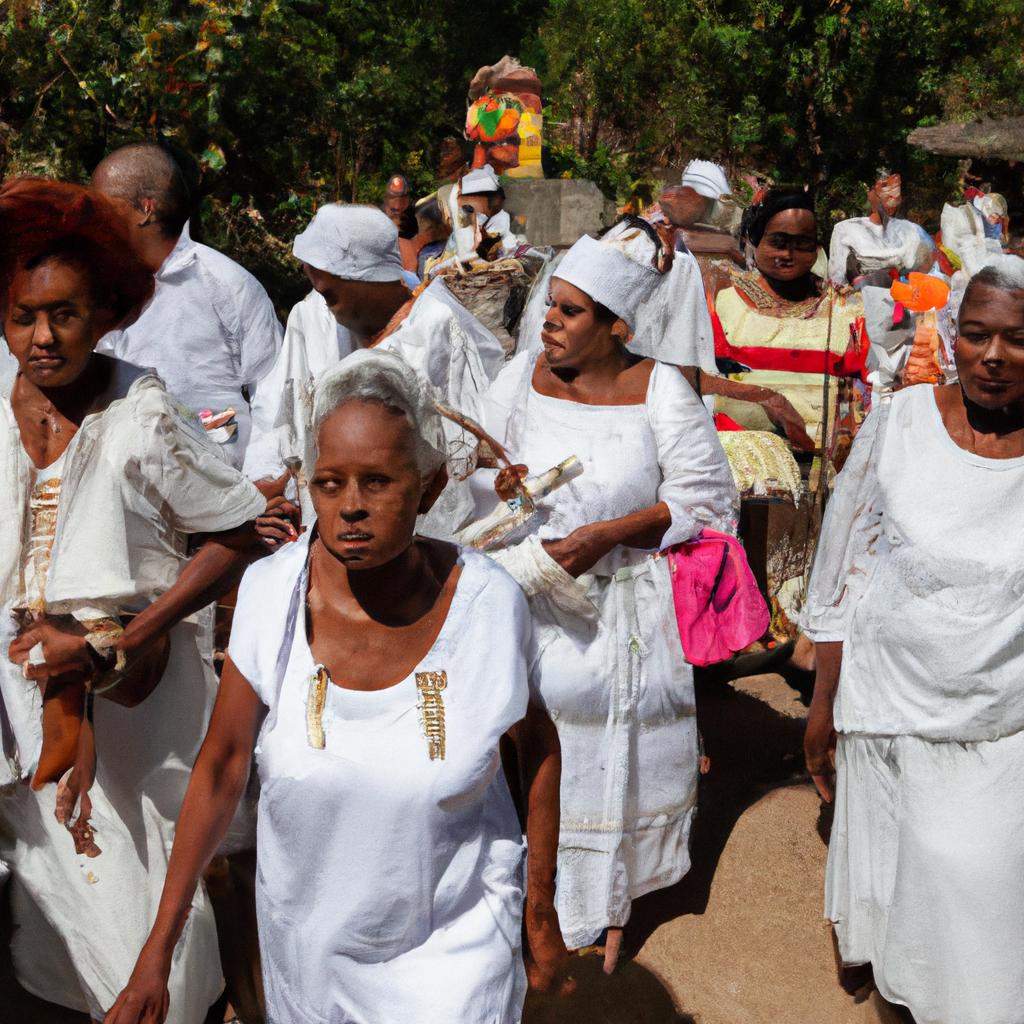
803;255;1024;1024
471;220;737;970
0;178;273;1023
108;350;567;1024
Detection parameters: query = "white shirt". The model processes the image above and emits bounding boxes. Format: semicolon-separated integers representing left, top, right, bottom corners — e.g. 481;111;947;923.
827;216;923;285
97;227;283;468
804;385;1024;740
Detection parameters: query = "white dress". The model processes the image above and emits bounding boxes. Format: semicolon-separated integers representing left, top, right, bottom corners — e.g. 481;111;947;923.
228;534;532;1024
803;384;1024;1024
97;226;283;469
0;360;266;1021
472;354;736;948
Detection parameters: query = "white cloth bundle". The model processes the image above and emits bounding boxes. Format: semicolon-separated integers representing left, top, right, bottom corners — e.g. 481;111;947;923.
488;535;598;620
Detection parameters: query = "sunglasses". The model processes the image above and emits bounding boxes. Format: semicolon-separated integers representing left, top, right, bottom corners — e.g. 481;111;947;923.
763;232;817;253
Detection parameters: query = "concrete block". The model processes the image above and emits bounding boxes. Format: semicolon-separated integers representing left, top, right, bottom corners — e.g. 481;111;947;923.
503;178;617;248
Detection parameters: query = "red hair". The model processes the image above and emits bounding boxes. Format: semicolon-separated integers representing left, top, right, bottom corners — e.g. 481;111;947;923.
0;177;154;323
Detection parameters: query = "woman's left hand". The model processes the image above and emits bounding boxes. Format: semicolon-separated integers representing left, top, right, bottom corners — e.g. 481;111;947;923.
8;616;95;687
524;900;574;995
494;463;528;501
541;525;606;578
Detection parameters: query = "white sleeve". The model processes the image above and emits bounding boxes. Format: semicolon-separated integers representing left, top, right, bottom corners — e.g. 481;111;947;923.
244;297;308;481
136;381;266;533
648;362;738;547
801;402;890;642
234;274;284;392
828;224;854;287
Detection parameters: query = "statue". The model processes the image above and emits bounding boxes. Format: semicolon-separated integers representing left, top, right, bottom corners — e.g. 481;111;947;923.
465;55;543;179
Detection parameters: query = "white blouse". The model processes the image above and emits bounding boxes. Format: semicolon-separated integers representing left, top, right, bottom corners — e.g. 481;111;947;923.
0;360;266;784
804;384;1024;741
472;353;736;575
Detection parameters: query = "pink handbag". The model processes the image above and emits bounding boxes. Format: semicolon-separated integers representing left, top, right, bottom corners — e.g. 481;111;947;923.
665;530;770;666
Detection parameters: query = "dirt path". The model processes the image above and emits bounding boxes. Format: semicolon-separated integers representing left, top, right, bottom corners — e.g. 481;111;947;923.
526;672;911;1024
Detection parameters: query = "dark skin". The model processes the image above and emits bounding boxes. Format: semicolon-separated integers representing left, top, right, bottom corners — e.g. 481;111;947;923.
106;401;569;1023
804;283;1024;801
753;207;819;301
867;173;902;226
3;258;278;702
302;263;411;345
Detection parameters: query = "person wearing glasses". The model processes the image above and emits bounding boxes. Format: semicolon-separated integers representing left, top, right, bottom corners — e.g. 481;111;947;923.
710;187;866;444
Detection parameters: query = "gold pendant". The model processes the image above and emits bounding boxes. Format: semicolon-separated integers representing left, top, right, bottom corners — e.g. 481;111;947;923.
306;665;329;749
416;670;448;761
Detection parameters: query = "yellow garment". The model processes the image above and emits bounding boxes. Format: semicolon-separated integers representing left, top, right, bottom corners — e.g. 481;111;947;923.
715;284;863;434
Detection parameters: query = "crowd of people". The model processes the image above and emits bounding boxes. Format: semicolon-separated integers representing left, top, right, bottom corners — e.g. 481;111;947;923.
0;140;1022;1024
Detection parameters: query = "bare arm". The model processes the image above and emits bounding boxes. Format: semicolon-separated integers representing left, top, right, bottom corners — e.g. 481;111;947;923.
9;528;263;708
699;375;816;452
804;640;843;802
508;698;571;993
105;656;265;1024
542;502;672;578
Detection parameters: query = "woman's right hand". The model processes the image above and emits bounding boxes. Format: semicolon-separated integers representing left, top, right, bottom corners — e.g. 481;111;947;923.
804;695;837;803
104;946;172;1024
257;494;303;549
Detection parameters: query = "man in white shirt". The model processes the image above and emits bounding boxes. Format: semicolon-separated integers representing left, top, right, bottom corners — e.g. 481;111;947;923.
92;143;283;468
827;170;929;287
244;204;505;531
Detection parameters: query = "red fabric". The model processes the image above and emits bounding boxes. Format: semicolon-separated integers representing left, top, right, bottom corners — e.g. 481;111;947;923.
715;317;868;377
714;412;745;431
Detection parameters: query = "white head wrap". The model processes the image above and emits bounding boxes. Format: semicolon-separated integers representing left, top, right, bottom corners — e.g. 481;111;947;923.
312;349;446;476
554;222;663;330
293;204;404;282
460;164;501;195
681;160;731;200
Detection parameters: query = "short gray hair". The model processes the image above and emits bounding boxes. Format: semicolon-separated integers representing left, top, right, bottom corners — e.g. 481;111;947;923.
311;349;446;479
961;254;1024;316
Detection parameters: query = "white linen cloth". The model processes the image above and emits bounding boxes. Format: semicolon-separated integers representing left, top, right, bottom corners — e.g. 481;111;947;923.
244;280;505;533
228;534;531;1024
827;216;923;286
0;359;265;1021
471;353;736;947
803;383;1024;1024
97;227;283;469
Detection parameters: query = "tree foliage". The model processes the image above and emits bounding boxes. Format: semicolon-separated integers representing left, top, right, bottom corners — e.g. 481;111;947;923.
2;0;1022;292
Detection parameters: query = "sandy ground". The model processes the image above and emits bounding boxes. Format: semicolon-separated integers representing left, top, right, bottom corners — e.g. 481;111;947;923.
1;671;912;1024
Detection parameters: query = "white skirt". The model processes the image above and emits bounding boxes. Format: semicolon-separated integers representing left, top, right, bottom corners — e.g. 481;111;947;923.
533;557;698;949
827;731;1024;1024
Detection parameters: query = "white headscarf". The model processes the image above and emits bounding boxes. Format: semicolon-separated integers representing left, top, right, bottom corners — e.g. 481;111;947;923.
681;160;731;200
293;204;404;282
553;222;664;330
460;164;501;195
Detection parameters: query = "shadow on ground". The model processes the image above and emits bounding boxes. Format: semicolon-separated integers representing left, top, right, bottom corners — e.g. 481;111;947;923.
524;953;695;1023
627;673;810;953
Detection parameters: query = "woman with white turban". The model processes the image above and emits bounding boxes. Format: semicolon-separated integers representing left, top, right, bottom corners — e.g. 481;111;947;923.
471;218;737;970
108;350;567;1023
